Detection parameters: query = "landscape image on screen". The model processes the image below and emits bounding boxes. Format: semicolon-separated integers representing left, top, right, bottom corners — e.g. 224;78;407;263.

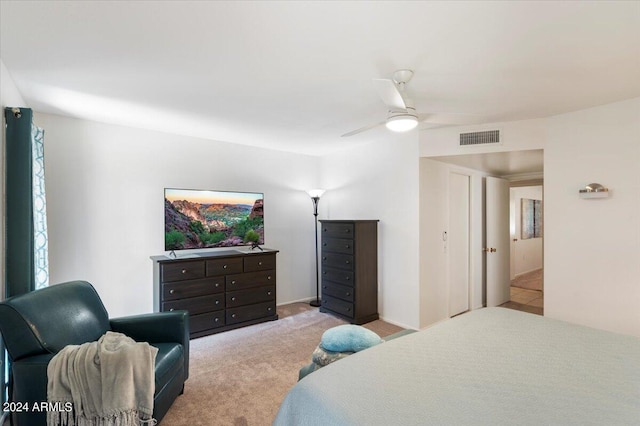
164;188;264;250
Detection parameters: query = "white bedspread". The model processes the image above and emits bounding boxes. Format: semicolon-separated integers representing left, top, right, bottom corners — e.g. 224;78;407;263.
274;308;640;425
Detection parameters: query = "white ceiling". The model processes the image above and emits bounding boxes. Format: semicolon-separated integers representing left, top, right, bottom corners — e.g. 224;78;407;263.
1;1;639;156
430;149;544;179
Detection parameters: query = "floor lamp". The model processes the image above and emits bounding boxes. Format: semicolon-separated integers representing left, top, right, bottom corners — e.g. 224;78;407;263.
307;189;325;307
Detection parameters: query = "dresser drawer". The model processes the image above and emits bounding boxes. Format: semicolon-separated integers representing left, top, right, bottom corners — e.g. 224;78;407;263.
226;270;275;291
321;222;354;238
322;253;354;271
244;254;276;272
206;257;243;276
226;301;276;325
162;277;224;301
321;295;354;318
322;237;354;255
322;268;354;286
190;311;225;333
321;282;354;302
161;261;205;282
227;285;275;308
162;293;224;315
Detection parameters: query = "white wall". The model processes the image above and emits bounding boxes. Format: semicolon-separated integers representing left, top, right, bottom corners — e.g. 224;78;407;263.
320;133;421;329
510;186;543;276
544;98;640;336
35;112;321;317
1;58;28;302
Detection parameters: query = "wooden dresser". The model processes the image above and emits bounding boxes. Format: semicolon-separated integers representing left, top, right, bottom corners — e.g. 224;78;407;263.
319;220;379;324
151;249;278;338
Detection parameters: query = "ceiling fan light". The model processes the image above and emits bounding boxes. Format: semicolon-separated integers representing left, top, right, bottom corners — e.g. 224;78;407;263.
386;114;418;132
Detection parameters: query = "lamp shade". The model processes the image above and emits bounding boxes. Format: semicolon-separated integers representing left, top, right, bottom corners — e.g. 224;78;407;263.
306;189;326;198
386;114;418;132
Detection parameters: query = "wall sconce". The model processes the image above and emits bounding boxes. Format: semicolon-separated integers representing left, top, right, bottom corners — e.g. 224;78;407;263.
579;183;609;199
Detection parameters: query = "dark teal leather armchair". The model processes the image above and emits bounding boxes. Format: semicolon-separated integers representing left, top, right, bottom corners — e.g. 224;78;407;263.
0;281;189;425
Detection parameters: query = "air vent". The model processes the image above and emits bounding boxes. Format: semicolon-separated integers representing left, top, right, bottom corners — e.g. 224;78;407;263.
459;130;500;146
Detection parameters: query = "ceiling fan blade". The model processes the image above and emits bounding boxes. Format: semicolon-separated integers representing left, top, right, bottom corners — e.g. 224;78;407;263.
418;112;487;126
373;79;406;111
341;121;386;138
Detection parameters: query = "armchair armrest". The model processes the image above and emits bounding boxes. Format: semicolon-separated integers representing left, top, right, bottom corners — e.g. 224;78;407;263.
110;310;189;379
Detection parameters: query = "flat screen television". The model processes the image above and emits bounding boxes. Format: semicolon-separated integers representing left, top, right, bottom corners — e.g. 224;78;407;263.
164;188;264;251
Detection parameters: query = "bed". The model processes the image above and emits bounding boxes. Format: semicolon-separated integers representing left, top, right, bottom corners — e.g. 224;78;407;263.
274;308;640;425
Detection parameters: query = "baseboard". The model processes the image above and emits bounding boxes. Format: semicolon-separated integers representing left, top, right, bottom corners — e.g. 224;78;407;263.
378;315;418;331
277;296;316;306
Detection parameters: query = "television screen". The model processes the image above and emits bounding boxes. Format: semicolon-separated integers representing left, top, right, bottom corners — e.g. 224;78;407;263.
164;188;264;251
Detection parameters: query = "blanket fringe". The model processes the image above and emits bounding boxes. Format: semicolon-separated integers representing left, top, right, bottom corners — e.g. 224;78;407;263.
47;408;156;426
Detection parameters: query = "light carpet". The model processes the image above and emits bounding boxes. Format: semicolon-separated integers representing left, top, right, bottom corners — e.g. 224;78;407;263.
161;303;404;426
510;268;543;291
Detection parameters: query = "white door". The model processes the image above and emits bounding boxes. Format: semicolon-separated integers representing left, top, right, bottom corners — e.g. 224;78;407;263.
486;176;510;307
449;172;470;316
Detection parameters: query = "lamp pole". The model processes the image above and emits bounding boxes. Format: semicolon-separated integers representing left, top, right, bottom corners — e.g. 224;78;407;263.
307;189;325;307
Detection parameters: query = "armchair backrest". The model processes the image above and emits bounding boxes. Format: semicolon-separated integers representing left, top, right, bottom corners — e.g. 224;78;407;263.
0;281;110;361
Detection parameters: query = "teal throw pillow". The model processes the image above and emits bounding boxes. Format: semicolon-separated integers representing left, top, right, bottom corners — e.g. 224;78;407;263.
321;325;383;353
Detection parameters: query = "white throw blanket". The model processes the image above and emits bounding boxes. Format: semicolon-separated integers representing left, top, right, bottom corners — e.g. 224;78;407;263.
47;331;158;426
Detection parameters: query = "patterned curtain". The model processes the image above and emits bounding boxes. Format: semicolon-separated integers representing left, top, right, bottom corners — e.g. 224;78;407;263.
31;123;49;289
3;106;49;295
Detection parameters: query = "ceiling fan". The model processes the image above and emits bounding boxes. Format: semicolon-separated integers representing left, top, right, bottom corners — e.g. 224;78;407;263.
341;69;484;137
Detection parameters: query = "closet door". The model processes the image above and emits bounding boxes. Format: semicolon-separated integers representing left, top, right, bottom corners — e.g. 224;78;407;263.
448;172;470;317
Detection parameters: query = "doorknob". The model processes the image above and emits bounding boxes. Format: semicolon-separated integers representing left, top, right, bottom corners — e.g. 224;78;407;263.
483;247;497;253
490;247;497;252
512;238;518;242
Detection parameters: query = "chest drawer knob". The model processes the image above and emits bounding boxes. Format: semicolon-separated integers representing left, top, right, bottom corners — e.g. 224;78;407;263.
214;283;220;287
231;280;236;285
231;297;236;301
223;264;228;269
169;308;174;311
268;276;272;280
258;261;263;266
267;307;272;312
267;291;272;296
345;260;350;265
214;317;220;323
345;245;350;249
231;313;237;319
345;276;350;281
181;269;187;274
215;300;220;305
169;289;175;294
346;292;351;296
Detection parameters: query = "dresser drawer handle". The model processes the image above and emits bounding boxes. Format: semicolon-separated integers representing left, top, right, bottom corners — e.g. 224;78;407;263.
345;245;350;249
322;285;327;289
231;297;236;302
258;261;263;266
169;289;175;294
346;292;351;296
323;242;327;246
231;313;237;319
322;257;327;261
231;280;236;285
215;283;220;287
223;264;227;269
181;269;187;274
214;318;219;322
215;300;220;305
345;276;350;281
344;229;350;233
169;308;174;311
268;276;272;280
267;307;272;312
267;291;272;296
345;260;350;265
347;307;351;311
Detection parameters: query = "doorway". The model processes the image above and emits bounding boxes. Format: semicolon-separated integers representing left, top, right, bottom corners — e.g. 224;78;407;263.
503;184;544;315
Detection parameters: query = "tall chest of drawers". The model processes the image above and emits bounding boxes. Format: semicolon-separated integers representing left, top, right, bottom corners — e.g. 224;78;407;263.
151;250;278;338
319;220;379;324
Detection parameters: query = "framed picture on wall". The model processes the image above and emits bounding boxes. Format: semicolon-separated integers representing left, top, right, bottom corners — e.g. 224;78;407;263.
521;198;542;239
